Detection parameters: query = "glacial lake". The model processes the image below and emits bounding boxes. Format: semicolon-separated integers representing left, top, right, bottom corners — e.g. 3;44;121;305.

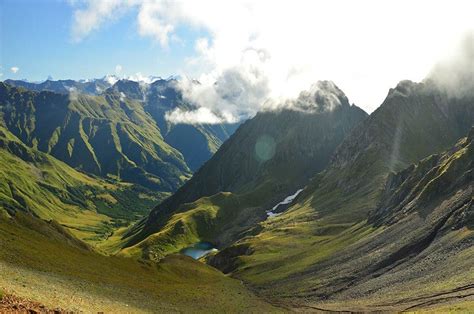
181;242;217;259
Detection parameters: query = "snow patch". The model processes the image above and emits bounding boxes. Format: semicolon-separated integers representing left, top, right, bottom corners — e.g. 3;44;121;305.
266;188;304;218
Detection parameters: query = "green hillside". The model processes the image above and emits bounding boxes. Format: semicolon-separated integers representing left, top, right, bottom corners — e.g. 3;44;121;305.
121;81;368;259
0;124;160;245
0;212;279;312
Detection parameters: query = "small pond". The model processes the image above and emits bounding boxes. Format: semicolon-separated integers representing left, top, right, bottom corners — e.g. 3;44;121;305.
180;242;217;259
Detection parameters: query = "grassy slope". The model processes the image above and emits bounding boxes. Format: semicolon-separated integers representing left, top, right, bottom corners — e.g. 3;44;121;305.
0;213;279;312
295;132;474;311
120;183;279;260
0;125;161;246
235;135;473;289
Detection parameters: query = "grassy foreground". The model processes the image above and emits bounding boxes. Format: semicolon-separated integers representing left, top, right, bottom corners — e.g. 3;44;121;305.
0;212;280;312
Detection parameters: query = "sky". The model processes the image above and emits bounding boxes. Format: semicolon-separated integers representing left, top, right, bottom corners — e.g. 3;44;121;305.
1;0;473;119
0;0;204;81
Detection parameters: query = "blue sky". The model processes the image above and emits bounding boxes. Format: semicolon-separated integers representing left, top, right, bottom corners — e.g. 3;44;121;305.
0;0;472;116
0;0;203;81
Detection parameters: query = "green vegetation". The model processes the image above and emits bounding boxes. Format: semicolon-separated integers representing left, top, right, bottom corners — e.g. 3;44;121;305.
0;124;162;246
0;212;279;312
0;79;239;191
204;130;473;310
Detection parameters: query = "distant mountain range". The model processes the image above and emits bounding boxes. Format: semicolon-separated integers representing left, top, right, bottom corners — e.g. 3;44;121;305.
5;77;114;95
0;78;238;191
4;74;171;95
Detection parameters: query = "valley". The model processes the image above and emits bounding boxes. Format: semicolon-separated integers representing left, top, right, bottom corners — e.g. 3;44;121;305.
0;46;473;313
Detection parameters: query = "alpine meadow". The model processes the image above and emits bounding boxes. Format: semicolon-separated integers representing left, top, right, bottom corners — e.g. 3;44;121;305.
0;0;473;312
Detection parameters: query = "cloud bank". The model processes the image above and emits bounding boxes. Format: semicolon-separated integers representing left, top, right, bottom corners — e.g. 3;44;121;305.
428;32;474;98
10;67;19;74
71;0;474;123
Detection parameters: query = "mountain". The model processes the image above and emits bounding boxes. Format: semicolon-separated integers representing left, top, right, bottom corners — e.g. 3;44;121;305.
0;82;191;191
108;79;240;171
207;80;474;311
0;124;160;244
1;75;472;312
119;81;368;259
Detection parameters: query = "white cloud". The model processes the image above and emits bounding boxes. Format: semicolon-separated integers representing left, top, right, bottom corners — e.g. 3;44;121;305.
67;86;79;101
428;31;474;98
176;57;271;122
71;0;124;42
10;67;19;74
165;107;232;124
128;72;157;84
71;0;474;118
104;74;119;85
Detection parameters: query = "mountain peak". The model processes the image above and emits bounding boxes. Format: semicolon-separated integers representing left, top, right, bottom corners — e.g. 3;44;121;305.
295;80;350;112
